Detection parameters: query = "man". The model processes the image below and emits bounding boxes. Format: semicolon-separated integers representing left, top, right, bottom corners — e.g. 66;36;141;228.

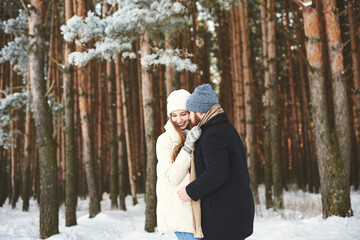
177;84;255;240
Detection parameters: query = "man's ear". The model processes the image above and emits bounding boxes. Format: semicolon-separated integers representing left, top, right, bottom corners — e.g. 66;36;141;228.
197;112;206;119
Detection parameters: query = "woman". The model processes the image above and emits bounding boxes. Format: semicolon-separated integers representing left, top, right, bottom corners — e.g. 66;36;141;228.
156;89;203;240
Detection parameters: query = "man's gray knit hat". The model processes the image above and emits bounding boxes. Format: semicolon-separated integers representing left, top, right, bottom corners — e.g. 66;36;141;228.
186;83;219;113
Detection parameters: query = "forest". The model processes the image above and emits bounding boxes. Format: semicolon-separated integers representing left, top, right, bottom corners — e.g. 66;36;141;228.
0;0;359;238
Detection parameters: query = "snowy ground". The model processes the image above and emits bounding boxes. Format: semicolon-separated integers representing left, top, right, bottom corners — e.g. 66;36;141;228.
1;185;359;240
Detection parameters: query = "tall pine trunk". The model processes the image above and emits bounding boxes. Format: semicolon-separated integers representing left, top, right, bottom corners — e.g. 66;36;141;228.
164;33;176;97
115;54;127;211
141;32;157;232
322;0;352;185
75;0;100;218
27;0;59;237
64;0;77;227
239;0;258;204
106;60;118;209
295;8;319;192
285;0;304;189
267;0;283;209
22;89;32;212
301;4;352;218
260;0;273;209
121;59;137;205
348;0;360;189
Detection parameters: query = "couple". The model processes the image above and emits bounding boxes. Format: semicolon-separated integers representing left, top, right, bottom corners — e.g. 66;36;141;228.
156;84;255;240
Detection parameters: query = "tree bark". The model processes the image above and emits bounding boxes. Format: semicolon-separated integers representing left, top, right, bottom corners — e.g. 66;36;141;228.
294;8;318;192
191;0;199;88
141;32;157;232
261;0;273;209
239;0;258;204
115;54;127;211
75;0;100;218
104;1;118;210
216;7;234;122
27;0;59;237
164;33;176;97
302;4;352;217
22;83;33;212
267;0;283;210
348;0;360;189
285;0;304;189
121;59;137;206
64;0;77;226
107;60;118;209
322;0;352;185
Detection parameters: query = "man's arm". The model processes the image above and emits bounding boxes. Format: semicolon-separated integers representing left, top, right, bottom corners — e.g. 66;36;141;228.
183;133;230;201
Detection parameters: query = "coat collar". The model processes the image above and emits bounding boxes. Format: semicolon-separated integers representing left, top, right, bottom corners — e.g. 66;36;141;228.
164;120;180;143
200;112;229;132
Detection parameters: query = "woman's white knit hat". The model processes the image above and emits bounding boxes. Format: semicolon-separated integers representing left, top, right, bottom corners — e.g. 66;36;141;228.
167;89;191;116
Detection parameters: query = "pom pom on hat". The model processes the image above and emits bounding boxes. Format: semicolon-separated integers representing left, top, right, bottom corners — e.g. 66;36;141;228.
186;84;219;113
167;89;191;116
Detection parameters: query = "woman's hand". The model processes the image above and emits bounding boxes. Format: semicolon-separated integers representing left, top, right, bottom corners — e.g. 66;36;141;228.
182;126;202;155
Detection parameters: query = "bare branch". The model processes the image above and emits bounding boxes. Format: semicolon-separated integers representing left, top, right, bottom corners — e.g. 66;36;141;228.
0;90;8;97
44;80;55;98
20;0;30;16
290;0;312;8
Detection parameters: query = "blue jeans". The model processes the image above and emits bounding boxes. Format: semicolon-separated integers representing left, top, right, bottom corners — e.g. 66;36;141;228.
174;232;202;240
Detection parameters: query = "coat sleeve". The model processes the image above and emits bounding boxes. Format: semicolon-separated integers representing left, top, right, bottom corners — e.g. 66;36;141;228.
186;132;229;201
156;134;191;186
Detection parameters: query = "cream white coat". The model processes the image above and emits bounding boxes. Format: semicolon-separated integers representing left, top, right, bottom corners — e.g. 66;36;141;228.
156;120;193;234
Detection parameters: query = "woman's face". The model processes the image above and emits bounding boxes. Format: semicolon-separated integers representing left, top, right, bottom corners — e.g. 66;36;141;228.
170;110;190;130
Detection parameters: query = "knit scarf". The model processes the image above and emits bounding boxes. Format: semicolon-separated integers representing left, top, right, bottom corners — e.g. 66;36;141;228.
191;104;224;238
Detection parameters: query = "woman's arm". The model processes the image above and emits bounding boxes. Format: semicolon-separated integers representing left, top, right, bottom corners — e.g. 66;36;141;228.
156;134;191;186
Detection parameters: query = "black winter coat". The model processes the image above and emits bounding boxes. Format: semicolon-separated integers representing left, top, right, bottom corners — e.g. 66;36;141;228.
186;113;254;240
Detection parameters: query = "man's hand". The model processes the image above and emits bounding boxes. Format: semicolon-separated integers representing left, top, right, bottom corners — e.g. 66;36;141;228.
177;187;191;202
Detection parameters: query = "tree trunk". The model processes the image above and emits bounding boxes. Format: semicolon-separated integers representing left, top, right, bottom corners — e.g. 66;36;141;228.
348;0;360;189
106;59;118;209
261;0;273;209
28;0;59;237
285;0;304;189
216;7;233;122
141;32;157;232
10;60;17;209
115;54;127;211
230;5;245;139
96;61;103;200
191;0;199;88
322;0;352;185
22;95;32;212
239;0;258;204
121;60;137;205
164;33;176;97
294;8;318;192
104;1;118;210
302;4;352;217
267;0;283;209
0;146;7;206
75;0;100;218
64;0;77;226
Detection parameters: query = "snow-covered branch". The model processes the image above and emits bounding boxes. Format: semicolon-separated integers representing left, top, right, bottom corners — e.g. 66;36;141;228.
61;0;196;71
0;10;29;77
141;48;197;72
0;91;30;148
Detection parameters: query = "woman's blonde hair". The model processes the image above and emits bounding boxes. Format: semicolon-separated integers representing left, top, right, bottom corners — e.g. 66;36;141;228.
170;117;190;162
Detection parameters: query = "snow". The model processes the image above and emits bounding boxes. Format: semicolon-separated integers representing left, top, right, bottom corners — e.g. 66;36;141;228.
1;186;359;240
